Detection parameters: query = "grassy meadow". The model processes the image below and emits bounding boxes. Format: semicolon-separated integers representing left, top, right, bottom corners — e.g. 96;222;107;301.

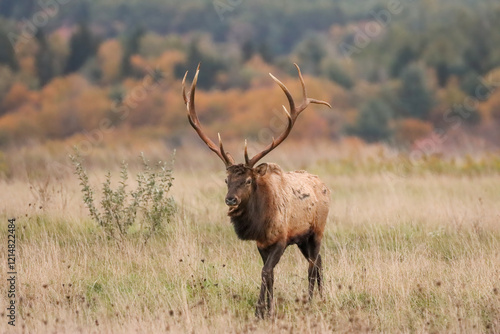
1;142;499;333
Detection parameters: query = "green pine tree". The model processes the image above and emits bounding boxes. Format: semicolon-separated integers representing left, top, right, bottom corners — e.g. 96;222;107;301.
398;63;434;120
64;22;96;74
35;29;54;86
121;26;145;78
0;28;17;70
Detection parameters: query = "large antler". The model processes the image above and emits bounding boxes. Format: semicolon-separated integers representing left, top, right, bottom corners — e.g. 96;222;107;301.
244;63;331;167
183;64;234;167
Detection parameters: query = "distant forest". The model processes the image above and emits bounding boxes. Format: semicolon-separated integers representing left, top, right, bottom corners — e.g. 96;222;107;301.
0;0;499;149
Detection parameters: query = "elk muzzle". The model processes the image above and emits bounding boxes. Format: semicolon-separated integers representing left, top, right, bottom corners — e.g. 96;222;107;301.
225;196;239;207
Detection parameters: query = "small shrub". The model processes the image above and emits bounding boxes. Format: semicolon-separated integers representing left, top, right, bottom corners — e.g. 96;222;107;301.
135;153;176;243
70;150;176;243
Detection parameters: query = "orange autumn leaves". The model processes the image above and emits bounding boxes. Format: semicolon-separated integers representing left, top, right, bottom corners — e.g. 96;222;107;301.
0;55;341;145
1;45;500;148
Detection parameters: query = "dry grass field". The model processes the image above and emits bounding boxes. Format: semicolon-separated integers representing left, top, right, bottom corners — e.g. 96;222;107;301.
1;143;499;333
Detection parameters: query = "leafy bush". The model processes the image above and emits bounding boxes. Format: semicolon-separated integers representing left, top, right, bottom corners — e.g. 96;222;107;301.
135;153;176;242
70;150;176;243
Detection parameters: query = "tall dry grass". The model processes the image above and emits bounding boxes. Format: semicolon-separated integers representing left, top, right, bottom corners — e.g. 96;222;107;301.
1;143;499;333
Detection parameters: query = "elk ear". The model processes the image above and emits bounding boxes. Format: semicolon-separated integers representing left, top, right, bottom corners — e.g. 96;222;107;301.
254;163;268;176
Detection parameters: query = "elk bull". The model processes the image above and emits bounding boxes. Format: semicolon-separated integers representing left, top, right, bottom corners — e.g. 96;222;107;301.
182;64;331;318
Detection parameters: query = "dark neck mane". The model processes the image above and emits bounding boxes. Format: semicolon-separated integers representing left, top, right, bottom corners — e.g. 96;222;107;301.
230;179;274;241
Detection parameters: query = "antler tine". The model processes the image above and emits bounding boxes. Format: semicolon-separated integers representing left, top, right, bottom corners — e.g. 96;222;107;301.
188;63;201;120
182;71;189;104
218;133;235;165
184;64;233;167
244;139;250;166
226;152;235;164
246;64;331;167
294;63;307;106
269;73;296;117
294;63;332;112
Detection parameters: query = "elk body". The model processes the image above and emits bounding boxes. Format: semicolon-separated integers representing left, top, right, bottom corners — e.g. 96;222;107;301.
182;64;331;317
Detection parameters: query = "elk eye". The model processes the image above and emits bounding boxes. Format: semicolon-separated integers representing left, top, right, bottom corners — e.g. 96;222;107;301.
224;178;228;184
245;178;252;185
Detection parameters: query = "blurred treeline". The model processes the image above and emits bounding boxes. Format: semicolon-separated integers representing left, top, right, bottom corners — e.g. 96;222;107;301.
0;0;499;150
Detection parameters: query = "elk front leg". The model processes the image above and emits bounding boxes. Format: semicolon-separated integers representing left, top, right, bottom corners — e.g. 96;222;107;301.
256;242;285;318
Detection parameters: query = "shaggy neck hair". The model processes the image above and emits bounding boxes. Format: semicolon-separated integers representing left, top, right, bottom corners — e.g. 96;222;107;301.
228;166;277;241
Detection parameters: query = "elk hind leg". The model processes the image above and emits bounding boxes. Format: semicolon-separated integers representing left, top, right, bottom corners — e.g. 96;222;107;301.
311;236;323;299
315;252;323;298
298;234;322;300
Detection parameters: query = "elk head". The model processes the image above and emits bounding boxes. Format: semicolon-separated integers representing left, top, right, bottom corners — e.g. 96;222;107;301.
223;163;267;216
182;63;331;215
